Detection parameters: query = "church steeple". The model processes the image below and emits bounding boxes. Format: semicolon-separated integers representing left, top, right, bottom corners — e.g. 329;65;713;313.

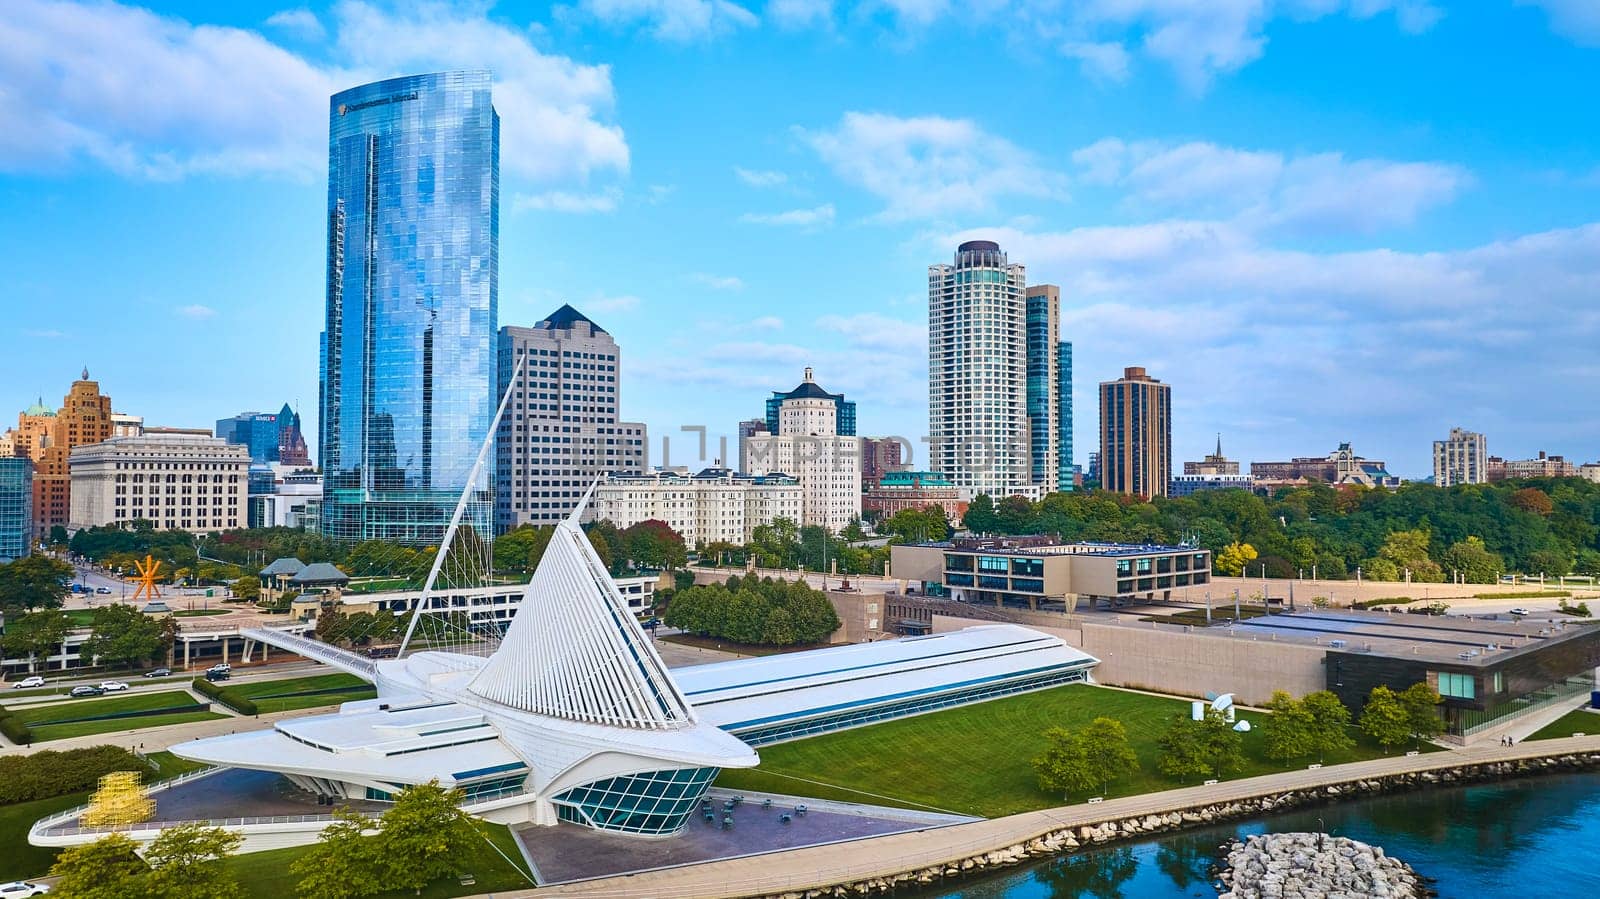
1215;433;1223;458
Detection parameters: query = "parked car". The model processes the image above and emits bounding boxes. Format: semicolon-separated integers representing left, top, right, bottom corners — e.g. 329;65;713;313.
12;676;45;690
99;680;129;692
208;663;231;674
144;667;172;678
68;685;104;698
95;586;112;594
0;881;51;897
1509;607;1532;616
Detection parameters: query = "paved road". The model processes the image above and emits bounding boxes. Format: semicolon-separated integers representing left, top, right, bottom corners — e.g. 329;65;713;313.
2;659;330;704
518;734;1600;899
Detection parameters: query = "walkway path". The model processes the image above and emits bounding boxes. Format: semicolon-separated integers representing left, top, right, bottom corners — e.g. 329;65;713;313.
0;705;320;756
516;734;1600;898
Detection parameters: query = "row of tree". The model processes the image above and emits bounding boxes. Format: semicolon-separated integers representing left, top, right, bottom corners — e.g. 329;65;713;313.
963;478;1600;580
663;576;842;646
1032;685;1442;799
0;604;175;672
46;780;497;899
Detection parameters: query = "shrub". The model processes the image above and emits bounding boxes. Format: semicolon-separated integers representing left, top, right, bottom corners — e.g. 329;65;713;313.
0;705;34;746
191;677;258;715
0;745;148;803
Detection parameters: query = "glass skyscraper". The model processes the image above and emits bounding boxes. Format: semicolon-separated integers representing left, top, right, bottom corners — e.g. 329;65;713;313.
319;72;499;545
0;457;33;562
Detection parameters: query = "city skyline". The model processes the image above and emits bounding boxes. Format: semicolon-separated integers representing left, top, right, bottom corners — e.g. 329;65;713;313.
4;2;1600;478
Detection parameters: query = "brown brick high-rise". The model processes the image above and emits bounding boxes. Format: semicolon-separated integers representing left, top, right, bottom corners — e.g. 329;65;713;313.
34;370;113;537
1098;366;1171;498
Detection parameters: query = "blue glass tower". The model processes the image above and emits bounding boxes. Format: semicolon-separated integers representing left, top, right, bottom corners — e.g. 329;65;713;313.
318;72;499;545
1057;341;1073;491
0;458;32;562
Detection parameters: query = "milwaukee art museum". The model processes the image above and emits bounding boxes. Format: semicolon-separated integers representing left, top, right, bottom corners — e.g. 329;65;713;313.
31;501;1096;850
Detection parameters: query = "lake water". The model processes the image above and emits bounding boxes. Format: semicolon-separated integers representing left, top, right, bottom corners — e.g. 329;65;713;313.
916;772;1600;898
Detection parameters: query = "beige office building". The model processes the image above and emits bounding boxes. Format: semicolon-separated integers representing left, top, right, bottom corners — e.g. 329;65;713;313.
1432;428;1487;487
69;431;249;533
741;369;861;532
593;469;803;546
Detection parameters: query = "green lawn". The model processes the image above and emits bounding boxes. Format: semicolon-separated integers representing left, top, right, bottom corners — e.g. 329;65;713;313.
0;750;206;880
1526;708;1600;741
64;609;98;626
227;673;377;713
227;822;536;898
172;608;230;617
714;684;1427;818
11;689;227;743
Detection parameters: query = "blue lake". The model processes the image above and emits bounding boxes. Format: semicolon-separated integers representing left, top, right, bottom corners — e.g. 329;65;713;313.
917;772;1600;898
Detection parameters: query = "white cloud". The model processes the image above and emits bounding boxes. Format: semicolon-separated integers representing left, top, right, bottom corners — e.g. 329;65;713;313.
0;0;627;183
735;166;789;187
692;273;746;290
23;329;67;339
586;294;641;314
513;188;622;213
815;312;924;352
176;304;217;319
1515;0;1600;46
1074;138;1468;235
747;315;784;329
573;0;758;40
264;8;324;40
768;0;833;28
1061;41;1131;82
802;112;1065;221
740;203;836;227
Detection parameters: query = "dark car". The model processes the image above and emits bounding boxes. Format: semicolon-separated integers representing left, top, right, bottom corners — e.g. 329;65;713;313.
204;669;230;682
69;685;104;698
144;668;172;678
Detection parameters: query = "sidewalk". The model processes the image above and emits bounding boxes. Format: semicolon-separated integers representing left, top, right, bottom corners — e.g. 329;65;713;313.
518;734;1600;899
0;706;318;756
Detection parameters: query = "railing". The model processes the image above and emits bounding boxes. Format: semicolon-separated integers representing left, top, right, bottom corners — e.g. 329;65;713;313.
39;811;342;838
31;765;223;836
239;628;376;678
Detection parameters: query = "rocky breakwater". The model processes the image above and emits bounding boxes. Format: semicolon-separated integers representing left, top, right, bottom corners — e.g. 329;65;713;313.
1217;832;1430;899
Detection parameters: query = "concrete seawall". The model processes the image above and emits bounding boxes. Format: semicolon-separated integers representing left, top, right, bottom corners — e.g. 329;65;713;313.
521;735;1600;899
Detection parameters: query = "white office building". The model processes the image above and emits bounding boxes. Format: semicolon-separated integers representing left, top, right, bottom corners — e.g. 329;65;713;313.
593;468;803;547
929;240;1052;500
740;369;861;532
68;431;249;533
1433;427;1488;487
496;305;648;531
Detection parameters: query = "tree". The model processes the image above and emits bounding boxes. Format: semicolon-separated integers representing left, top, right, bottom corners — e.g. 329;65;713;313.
81;603;172;669
879;507;951;544
1442;536;1503;584
229;576;259;602
1214;542;1258;577
1397;682;1443;744
143;822;243;899
1377;529;1443;582
0;610;71;673
0;554;73;612
1361;557;1400;581
1260;690;1316;765
49;832;149;899
1359;686;1411;748
620;520;688;572
292;809;384;899
585;528;615;574
1300;690;1355;761
1509;487;1554;516
963;494;998;534
492;525;553;574
1032;726;1094;798
1158;710;1243;781
380;781;483;893
1079;716;1139;795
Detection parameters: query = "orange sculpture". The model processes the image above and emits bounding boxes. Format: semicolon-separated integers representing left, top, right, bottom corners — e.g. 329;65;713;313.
131;555;163;602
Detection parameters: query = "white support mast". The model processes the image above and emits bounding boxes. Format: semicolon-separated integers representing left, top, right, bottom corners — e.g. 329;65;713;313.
398;353;524;656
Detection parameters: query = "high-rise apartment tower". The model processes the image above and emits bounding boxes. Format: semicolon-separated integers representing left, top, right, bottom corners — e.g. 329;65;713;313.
1098;366;1172;498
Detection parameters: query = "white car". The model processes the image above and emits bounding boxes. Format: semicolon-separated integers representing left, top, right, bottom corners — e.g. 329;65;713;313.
1509;608;1532;617
11;676;45;690
0;881;51;897
99;680;130;692
208;663;231;674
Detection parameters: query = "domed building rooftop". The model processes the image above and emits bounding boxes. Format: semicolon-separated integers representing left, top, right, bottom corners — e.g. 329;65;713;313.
22;397;54;417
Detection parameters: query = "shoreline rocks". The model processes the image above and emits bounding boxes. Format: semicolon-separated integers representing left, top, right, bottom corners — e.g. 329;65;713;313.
1217;832;1429;899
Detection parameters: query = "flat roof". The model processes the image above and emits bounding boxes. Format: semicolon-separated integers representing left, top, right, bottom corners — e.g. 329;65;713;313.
903;540;1205;558
1184;609;1599;667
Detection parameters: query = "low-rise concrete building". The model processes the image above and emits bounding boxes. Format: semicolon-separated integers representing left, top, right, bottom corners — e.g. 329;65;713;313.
68;431;250;533
891;535;1212;609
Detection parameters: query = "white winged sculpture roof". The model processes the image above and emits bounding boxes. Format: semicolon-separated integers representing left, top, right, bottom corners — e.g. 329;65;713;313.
467;485;696;730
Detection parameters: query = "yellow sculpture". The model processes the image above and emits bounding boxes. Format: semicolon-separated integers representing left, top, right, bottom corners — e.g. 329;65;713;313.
82;771;154;826
131;555;163;603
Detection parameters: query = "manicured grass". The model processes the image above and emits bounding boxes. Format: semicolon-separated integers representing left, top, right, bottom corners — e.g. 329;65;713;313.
0;750;207;880
30;709;226;742
172;608;231;617
227;672;377;713
1526;708;1600;741
227;822;536;897
10;689;226;743
1475;590;1572;599
64;609;98;626
714;684;1428;818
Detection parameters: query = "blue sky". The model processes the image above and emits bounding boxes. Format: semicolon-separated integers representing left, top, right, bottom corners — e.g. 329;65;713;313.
3;0;1599;479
